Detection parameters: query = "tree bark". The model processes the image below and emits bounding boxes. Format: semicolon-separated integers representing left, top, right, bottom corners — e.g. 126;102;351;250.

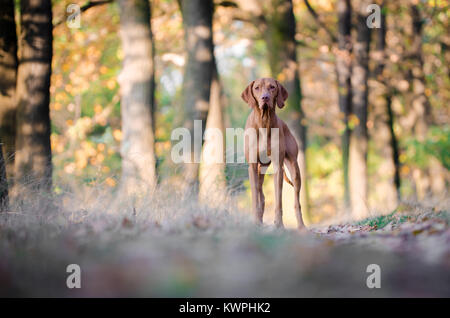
199;60;227;206
265;0;310;221
408;4;431;141
0;141;8;211
180;0;214;193
117;0;157;197
386;97;401;199
14;0;53;193
335;0;352;210
407;4;446;198
371;1;401;208
349;0;371;219
408;4;430;199
0;0;18;183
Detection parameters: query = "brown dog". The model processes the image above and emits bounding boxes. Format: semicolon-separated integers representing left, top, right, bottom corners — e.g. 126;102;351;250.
242;78;305;229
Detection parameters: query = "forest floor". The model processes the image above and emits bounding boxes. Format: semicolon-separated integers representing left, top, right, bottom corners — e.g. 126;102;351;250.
0;187;449;297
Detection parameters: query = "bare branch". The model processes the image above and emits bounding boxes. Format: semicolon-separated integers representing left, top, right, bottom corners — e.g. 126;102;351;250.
303;0;337;43
217;1;238;8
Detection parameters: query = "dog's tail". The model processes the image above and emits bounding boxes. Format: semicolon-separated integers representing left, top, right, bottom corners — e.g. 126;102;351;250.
283;167;294;187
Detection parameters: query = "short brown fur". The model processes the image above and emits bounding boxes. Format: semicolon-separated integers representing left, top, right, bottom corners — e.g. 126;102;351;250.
242;78;305;229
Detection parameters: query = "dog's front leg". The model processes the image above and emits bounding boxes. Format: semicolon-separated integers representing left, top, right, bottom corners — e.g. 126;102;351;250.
273;163;284;228
248;163;262;224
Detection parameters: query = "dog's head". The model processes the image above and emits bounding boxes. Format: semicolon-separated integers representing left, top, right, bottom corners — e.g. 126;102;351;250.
241;78;288;112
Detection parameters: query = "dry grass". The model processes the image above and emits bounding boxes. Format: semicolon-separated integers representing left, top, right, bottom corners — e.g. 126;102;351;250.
0;183;449;297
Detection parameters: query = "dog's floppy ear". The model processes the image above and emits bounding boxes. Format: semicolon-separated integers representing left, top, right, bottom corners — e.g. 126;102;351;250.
275;80;288;108
241;80;257;108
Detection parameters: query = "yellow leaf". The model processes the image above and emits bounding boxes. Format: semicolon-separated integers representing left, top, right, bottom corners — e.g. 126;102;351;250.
105;177;116;187
97;143;105;152
101;166;110;173
94;104;103;114
106;79;116;90
113;129;122;141
52;102;62;111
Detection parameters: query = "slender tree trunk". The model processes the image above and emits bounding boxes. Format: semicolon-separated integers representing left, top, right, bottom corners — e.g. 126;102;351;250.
408;4;431;141
0;0;18;183
265;0;310;221
335;0;352;210
117;0;157;197
386;97;401;198
408;4;429;199
199;61;227;205
349;0;371;219
407;4;446;198
180;0;214;193
0;142;8;211
379;5;401;201
14;0;53;193
371;1;400;208
149;8;156;135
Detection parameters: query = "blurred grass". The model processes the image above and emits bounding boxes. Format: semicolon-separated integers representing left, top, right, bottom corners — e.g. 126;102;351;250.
0;184;449;297
356;211;401;229
355;203;449;230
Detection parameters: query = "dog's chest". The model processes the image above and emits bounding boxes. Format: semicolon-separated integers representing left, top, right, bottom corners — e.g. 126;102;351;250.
257;130;273;164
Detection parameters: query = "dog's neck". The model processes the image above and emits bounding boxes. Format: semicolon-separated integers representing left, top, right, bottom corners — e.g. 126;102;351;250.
254;107;276;131
253;107;276;157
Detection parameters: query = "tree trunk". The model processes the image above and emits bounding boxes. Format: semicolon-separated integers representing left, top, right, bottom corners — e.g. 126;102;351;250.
335;0;352;210
408;4;431;141
0;141;8;211
265;0;310;221
380;4;401;201
0;0;18;183
199;61;227;206
14;0;53;193
386;97;401;199
180;0;214;193
117;0;157;197
371;1;400;209
149;8;156;135
349;1;371;219
407;4;446;198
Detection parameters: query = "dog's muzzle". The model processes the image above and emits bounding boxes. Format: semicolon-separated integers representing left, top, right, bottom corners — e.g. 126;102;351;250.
260;103;270;119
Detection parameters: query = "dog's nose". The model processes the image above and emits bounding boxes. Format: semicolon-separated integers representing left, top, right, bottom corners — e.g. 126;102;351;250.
261;94;270;101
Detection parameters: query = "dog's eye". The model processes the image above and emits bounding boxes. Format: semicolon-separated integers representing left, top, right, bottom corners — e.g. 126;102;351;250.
255;86;259;90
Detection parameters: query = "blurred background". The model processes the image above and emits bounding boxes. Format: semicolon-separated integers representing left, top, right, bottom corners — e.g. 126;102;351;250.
0;0;448;227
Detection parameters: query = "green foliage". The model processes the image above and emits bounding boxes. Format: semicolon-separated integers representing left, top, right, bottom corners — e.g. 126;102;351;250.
307;141;341;178
404;125;450;169
435;210;450;224
356;211;395;229
356;210;412;229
